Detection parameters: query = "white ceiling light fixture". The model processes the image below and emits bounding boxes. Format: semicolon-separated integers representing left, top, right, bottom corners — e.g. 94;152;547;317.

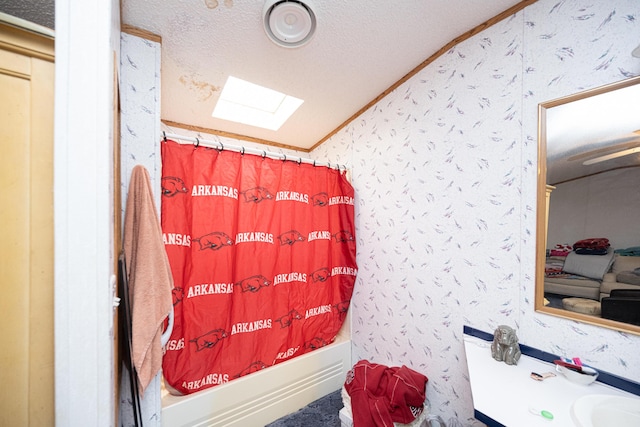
582;146;640;165
263;0;317;48
212;76;304;131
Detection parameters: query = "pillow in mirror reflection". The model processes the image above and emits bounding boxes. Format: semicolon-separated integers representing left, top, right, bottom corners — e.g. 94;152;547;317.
562;250;614;280
562;297;601;316
612;254;640;274
615;271;640;286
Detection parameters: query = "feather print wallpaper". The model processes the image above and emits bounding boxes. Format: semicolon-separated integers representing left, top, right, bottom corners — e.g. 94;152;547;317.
315;0;640;423
120;0;640;425
120;33;164;427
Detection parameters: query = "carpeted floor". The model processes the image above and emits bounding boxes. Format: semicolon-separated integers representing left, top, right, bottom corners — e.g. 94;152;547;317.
544;292;567;309
265;389;343;427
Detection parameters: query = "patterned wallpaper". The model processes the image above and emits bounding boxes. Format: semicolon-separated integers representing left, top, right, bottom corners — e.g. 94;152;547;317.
314;0;640;424
120;33;163;427
122;0;640;425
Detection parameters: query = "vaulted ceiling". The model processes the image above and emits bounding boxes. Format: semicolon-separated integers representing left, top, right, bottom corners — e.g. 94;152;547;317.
121;0;527;150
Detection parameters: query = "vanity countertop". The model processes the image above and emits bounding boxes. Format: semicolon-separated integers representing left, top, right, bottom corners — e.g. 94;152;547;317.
463;333;637;427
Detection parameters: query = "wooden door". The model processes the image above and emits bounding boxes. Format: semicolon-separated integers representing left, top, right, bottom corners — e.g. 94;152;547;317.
0;22;54;426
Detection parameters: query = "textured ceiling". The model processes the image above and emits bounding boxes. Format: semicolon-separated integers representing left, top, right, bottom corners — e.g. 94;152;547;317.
545;78;640;185
121;0;525;150
0;0;55;29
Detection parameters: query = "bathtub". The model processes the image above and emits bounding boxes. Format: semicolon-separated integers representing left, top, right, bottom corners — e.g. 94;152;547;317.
161;322;351;426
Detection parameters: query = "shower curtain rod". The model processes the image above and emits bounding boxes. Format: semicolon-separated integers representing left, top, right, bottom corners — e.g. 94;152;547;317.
163;132;347;170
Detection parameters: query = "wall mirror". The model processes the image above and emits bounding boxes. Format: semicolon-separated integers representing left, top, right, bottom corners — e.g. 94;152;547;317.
535;75;640;335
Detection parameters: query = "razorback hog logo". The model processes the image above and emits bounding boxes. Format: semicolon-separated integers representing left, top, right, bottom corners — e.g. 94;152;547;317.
310;268;331;283
278;230;305;246
234;361;267;379
235;275;271;293
334;300;350;319
161;176;189;197
190;329;228;352
172;287;184;306
311;192;329;207
334;230;354;243
304;337;328;350
241;187;273;203
275;309;303;328
192;232;233;251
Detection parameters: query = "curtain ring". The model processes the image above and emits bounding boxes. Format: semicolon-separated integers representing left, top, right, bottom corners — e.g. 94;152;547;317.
163;131;167;142
297;157;302;165
194;137;200;148
240;146;245;155
216;142;224;152
281;154;287;162
313;160;316;167
262;151;267;159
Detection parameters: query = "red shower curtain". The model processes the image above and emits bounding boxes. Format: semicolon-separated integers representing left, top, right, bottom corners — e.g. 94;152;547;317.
160;139;357;395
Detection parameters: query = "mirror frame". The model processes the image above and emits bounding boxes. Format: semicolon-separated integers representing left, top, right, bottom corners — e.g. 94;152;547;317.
535;75;640;336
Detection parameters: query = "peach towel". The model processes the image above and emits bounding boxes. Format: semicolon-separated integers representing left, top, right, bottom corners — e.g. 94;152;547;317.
123;165;174;394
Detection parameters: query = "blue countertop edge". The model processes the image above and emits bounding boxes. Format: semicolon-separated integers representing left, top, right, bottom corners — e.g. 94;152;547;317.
473;410;505;427
463;325;640;397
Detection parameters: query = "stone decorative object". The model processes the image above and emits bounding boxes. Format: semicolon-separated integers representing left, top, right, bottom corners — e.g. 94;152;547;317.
491;325;521;365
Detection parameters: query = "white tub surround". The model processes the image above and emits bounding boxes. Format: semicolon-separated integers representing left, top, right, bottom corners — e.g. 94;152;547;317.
161;334;351;427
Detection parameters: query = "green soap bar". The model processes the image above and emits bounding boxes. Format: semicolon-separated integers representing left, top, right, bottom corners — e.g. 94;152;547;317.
541;410;554;420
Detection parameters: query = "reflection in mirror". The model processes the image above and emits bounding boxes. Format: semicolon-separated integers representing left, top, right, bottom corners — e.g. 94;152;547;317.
536;76;640;335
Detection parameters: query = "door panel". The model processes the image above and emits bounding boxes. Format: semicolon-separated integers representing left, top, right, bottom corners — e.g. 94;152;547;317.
0;53;31;427
0;23;54;426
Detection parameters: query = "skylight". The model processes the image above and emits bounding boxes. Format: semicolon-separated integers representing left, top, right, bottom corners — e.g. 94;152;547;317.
212;76;303;131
